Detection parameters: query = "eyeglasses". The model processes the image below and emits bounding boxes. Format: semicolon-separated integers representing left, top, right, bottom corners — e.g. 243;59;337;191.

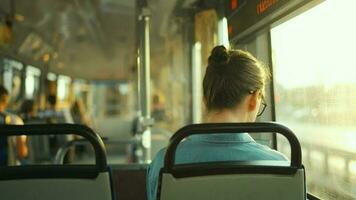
257;96;267;117
249;90;268;117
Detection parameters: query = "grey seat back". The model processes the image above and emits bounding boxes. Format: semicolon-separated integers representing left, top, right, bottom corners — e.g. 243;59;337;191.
0;167;112;200
111;164;148;200
0;124;113;200
158;122;306;200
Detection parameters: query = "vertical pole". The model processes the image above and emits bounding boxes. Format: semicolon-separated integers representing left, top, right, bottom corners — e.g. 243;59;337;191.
141;10;152;162
267;31;278;150
188;13;202;124
137;9;144;117
20;63;26;100
39;63;49;110
136;2;152;163
216;1;230;48
184;14;195;124
192;42;202;123
136;34;142;114
133;19;143;163
142;13;151;118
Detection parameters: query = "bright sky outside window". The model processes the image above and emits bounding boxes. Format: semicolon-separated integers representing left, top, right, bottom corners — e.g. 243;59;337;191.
271;0;356;89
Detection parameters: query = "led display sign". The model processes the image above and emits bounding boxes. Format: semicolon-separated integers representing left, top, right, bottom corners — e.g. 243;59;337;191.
226;0;319;41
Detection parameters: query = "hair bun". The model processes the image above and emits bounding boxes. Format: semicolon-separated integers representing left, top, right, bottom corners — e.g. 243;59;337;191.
209;45;229;64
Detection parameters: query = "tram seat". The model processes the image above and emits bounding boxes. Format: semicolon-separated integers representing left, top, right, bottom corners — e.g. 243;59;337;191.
53;138;149;200
0;166;113;200
158;122;306;200
111;164;148;200
0;124;113;200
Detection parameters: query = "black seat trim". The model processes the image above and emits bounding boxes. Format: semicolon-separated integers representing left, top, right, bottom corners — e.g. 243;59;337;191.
0;165;105;180
0;124;107;172
161;161;299;178
164;122;302;172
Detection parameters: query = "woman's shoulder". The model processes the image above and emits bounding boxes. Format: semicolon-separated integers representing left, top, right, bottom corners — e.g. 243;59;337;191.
149;148;167;168
249;142;289;161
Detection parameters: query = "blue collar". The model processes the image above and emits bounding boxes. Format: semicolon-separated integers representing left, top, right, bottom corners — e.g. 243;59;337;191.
189;133;255;144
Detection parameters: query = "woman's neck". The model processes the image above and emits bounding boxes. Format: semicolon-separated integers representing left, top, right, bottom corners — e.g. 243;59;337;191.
205;109;249;123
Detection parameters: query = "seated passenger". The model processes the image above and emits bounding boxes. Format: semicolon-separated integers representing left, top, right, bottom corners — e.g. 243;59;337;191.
42;95;73;124
147;46;287;200
0;85;28;166
39;95;74;156
19;99;38;123
71;98;92;126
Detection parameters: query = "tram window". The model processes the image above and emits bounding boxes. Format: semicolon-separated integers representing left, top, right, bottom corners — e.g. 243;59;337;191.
73;79;85;96
57;75;71;101
91;81;136;118
271;0;356;199
47;72;57;81
2;59;23;104
73;79;91;111
91;81;136;144
3;59;21;91
25;66;41;99
3;65;12;91
3;58;23;71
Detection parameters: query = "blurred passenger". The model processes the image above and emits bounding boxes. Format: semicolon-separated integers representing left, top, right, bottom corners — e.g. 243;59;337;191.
41;95;73;124
147;46;288;200
41;95;73;158
45;95;59;123
47;95;57;111
20;99;38;122
0;85;28;166
151;94;167;122
128;112;142;163
19;99;52;163
71;98;91;126
70;98;92;158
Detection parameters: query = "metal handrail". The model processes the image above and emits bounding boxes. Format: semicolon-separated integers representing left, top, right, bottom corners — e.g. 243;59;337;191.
54;137;140;164
0;124;108;171
164;122;302;171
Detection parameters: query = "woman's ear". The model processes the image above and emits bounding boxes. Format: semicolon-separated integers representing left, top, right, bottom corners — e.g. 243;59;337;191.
248;92;259;112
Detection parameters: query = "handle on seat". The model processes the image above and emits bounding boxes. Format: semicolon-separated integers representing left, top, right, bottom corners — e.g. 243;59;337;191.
54;137;140;164
0;124;107;172
164;122;302;171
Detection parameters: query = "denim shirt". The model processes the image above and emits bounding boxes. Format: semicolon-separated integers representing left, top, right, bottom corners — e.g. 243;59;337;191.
146;133;288;200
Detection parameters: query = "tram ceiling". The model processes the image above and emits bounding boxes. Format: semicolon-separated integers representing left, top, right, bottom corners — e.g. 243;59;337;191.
0;0;171;80
0;0;184;80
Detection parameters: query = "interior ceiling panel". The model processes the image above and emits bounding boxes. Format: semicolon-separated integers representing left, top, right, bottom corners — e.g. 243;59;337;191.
182;0;199;8
0;0;136;80
0;0;182;80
